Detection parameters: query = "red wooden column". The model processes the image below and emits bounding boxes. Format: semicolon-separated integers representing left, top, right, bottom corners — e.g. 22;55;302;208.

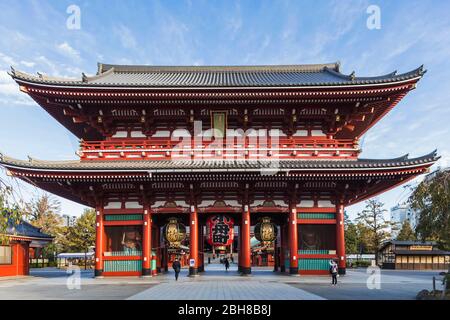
198;223;204;272
336;201;346;274
288;207;299;274
189;205;199;276
241;205;251;275
142;206;152;277
237;226;242;272
280;223;286;272
273;237;278;272
94;205;104;277
151;224;158;276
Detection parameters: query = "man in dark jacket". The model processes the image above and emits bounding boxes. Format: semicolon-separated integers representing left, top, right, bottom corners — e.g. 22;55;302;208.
224;257;230;271
172;258;181;281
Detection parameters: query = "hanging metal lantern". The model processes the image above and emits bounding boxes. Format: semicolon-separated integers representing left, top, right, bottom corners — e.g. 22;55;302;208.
162;217;186;248
206;215;234;246
254;217;277;245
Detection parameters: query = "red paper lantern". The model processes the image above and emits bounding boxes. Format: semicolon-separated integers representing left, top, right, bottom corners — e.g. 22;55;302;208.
206;215;234;246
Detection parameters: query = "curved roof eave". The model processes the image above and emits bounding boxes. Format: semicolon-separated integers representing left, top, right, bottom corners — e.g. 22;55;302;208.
0;151;439;173
8;63;425;89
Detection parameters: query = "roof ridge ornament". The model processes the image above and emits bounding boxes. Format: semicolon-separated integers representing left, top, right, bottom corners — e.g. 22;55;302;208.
9;66;16;76
349;71;356;81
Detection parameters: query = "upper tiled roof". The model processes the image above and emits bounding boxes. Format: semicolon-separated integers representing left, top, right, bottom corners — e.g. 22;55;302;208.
9;62;426;88
5;218;53;240
0;151;438;172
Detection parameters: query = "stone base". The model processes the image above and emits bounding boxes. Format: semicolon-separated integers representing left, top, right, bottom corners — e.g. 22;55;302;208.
142;268;152;276
289;267;299;275
241;267;251;275
338;267;346;275
94;269;103;277
189;267;199;276
280;266;286;273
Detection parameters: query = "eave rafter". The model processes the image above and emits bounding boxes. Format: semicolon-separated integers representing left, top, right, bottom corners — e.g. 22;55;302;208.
17;77;418;140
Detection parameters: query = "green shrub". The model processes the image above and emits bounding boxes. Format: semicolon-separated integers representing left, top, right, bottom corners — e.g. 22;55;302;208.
353;260;371;268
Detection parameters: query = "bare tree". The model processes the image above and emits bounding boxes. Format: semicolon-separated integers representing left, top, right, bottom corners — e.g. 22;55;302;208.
356;199;393;264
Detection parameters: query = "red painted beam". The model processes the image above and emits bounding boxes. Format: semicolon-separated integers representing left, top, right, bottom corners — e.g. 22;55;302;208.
103;256;142;261
103;220;143;226
298;254;338;259
297;219;336;225
102;271;142;277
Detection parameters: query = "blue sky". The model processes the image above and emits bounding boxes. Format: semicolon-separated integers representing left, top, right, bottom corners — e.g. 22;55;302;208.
0;0;449;220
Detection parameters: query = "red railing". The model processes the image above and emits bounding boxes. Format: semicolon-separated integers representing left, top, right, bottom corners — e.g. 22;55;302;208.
79;137;358;161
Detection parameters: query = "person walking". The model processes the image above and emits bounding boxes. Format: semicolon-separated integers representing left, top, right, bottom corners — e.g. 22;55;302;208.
329;259;338;286
172;258;181;281
224;257;230;272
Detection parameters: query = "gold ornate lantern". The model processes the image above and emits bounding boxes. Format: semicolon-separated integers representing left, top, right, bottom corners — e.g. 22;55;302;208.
254;217;277;245
162;218;186;248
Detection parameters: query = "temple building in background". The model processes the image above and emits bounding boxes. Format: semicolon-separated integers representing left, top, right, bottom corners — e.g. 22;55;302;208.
0;62;438;277
0;219;53;277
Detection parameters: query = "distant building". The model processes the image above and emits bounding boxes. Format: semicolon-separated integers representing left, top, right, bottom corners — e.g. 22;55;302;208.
390;203;418;238
61;214;77;227
390;166;449;238
378;240;450;270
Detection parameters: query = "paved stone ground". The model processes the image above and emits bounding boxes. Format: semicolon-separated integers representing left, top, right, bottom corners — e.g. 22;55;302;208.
129;264;324;300
289;269;444;300
0;264;445;300
0;268;155;300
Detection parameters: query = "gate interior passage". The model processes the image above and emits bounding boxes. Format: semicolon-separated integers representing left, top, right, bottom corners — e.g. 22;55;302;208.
0;61;438;277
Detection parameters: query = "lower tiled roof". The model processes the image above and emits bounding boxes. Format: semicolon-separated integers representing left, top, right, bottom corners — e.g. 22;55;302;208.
0;151;438;172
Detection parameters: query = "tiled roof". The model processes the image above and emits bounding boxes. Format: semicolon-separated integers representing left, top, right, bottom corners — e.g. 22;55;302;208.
391;240;436;246
0;151;438;172
9;62;426;88
5;219;53;240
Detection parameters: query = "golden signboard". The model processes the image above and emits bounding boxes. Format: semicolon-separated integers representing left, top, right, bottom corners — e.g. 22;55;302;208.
211;111;227;138
409;245;432;251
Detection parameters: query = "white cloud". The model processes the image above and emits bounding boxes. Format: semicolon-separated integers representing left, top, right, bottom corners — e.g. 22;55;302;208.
0;70;34;105
56;42;81;61
0;52;16;66
20;60;36;68
114;24;137;49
